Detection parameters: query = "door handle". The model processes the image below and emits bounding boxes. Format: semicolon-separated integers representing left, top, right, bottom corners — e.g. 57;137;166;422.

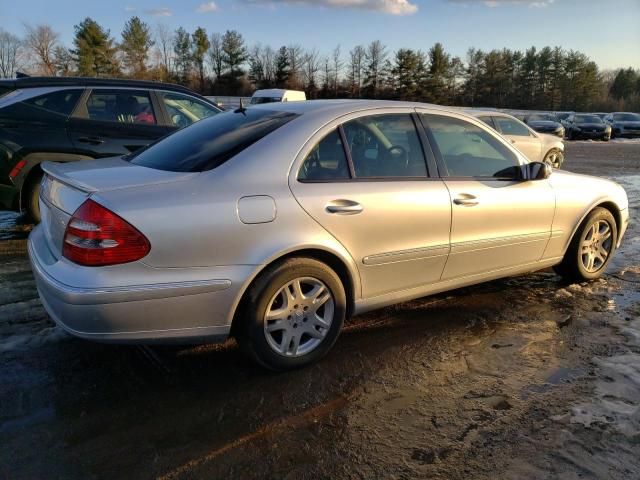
325;200;364;215
77;136;105;145
453;195;479;206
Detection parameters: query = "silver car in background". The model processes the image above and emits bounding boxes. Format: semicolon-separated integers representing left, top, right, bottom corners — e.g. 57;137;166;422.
29;100;629;370
469;110;566;168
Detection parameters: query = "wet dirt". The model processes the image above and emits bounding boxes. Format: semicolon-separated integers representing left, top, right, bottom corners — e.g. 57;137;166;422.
1;142;639;479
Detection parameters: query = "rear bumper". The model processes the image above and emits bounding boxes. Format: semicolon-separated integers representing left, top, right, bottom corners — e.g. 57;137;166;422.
28;225;255;344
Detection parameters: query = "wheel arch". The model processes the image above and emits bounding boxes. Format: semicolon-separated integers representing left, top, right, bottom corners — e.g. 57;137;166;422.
229;247;359;337
564;200;623;256
18;152;93;211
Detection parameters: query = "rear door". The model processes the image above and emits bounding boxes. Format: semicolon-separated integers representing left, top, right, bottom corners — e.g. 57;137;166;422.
290;110;451;298
493;115;542;162
67;88;169;158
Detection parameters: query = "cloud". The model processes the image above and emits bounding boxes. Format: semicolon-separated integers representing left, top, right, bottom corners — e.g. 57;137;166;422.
196;1;219;12
242;0;418;15
124;5;136;12
144;7;172;17
451;0;555;6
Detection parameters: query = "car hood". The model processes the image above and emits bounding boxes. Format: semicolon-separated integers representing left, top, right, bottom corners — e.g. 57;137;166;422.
41;156;199;194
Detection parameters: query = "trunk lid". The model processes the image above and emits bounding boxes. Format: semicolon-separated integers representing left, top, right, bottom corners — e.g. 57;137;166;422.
39;157;198;259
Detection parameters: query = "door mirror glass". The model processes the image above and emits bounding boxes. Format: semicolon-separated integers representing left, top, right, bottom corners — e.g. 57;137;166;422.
523;161;552;181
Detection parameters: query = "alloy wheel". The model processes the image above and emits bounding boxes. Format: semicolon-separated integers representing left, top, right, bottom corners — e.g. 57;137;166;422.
263;277;335;357
580;220;614;273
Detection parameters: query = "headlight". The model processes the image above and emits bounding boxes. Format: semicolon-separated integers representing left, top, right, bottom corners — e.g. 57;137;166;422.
605;126;611;132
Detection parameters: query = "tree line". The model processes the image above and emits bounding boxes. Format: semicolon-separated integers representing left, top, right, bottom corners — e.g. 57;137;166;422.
1;18;639;112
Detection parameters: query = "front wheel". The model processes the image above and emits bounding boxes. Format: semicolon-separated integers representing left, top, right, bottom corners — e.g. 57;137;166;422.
543;148;564;169
236;257;346;370
554;207;617;282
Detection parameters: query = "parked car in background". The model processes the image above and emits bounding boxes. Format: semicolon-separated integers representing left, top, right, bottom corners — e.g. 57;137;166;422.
250;89;306;105
565;114;612;141
556;112;574;127
470;111;565;168
29;100;629;370
593;112;608;120
523;113;565;138
0;76;222;221
604;112;640;138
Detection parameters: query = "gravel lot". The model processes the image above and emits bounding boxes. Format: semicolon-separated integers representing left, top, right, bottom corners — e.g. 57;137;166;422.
1;140;639;479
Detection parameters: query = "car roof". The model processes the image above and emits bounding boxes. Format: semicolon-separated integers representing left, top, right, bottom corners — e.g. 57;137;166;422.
251;99;462;118
463;109;516;119
0;76;209;98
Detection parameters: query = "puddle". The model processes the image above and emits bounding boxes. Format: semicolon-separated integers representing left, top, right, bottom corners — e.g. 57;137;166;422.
0;212;32;241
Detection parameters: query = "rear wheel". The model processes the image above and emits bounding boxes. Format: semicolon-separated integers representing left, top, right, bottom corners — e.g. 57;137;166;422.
236;257;346;370
554;207;617;282
543;148;564;169
24;172;43;223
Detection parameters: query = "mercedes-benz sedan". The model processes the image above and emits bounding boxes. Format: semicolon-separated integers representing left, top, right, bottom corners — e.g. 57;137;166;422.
29;100;629;370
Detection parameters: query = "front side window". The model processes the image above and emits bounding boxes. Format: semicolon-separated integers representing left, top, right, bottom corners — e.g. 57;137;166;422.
494;117;531;137
298;129;350;181
342;114;427;178
24;89;82;116
129;109;298;172
85;90;156;124
421;114;520;178
161;92;218;128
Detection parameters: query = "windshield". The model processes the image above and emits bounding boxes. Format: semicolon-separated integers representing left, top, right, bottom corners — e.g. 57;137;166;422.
128;109;299;172
250;97;282;105
613;113;640;121
528;114;557;122
575;115;602;124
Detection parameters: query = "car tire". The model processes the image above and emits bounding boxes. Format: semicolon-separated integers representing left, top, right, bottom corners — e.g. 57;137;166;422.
24;172;43;223
553;207;617;282
236;257;346;371
602;134;610;142
543;148;564;169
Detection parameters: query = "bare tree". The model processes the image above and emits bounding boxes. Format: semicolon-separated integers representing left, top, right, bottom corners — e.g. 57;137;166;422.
348;45;365;98
364;40;387;98
302;48;320;97
23;24;59;75
155;24;174;78
208;32;223;82
287;44;304;90
0;29;23;78
331;45;342;97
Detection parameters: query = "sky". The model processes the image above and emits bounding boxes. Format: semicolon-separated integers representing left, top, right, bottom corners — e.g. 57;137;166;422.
1;0;639;70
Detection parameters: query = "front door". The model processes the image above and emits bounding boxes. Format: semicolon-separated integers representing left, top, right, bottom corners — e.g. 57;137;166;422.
291;112;451;298
419;112;555;280
68;89;169;158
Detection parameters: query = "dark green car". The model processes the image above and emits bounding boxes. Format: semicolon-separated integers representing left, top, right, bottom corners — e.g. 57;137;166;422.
0;77;221;221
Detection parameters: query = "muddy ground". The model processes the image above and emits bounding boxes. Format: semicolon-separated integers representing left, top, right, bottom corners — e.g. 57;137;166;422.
1;140;639;479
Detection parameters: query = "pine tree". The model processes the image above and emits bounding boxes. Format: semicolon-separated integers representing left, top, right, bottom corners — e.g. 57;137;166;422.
72;18;119;77
120;17;153;77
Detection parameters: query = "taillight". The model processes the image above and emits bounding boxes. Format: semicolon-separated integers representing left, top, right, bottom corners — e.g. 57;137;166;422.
9;159;27;179
63;199;150;266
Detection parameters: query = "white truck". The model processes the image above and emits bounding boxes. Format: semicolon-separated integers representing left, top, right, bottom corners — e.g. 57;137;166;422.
249;89;306;105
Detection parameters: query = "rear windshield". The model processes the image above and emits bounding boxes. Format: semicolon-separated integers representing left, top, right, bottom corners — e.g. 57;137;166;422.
128;108;298;172
250;96;282;105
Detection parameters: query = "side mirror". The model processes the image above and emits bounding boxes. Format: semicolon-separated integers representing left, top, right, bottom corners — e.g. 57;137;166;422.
522;161;552;181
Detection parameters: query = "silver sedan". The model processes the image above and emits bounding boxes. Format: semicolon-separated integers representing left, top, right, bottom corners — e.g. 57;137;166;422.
29;100;629;370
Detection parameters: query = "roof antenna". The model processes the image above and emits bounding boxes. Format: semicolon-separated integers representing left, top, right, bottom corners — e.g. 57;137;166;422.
234;98;247;114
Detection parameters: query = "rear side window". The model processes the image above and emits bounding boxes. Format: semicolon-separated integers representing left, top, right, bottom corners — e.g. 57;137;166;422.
24;89;82;116
161;92;218;128
85;90;156;124
0;85;15;98
129;109;299;172
343;114;427;178
494;117;531;137
298;129;350;181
